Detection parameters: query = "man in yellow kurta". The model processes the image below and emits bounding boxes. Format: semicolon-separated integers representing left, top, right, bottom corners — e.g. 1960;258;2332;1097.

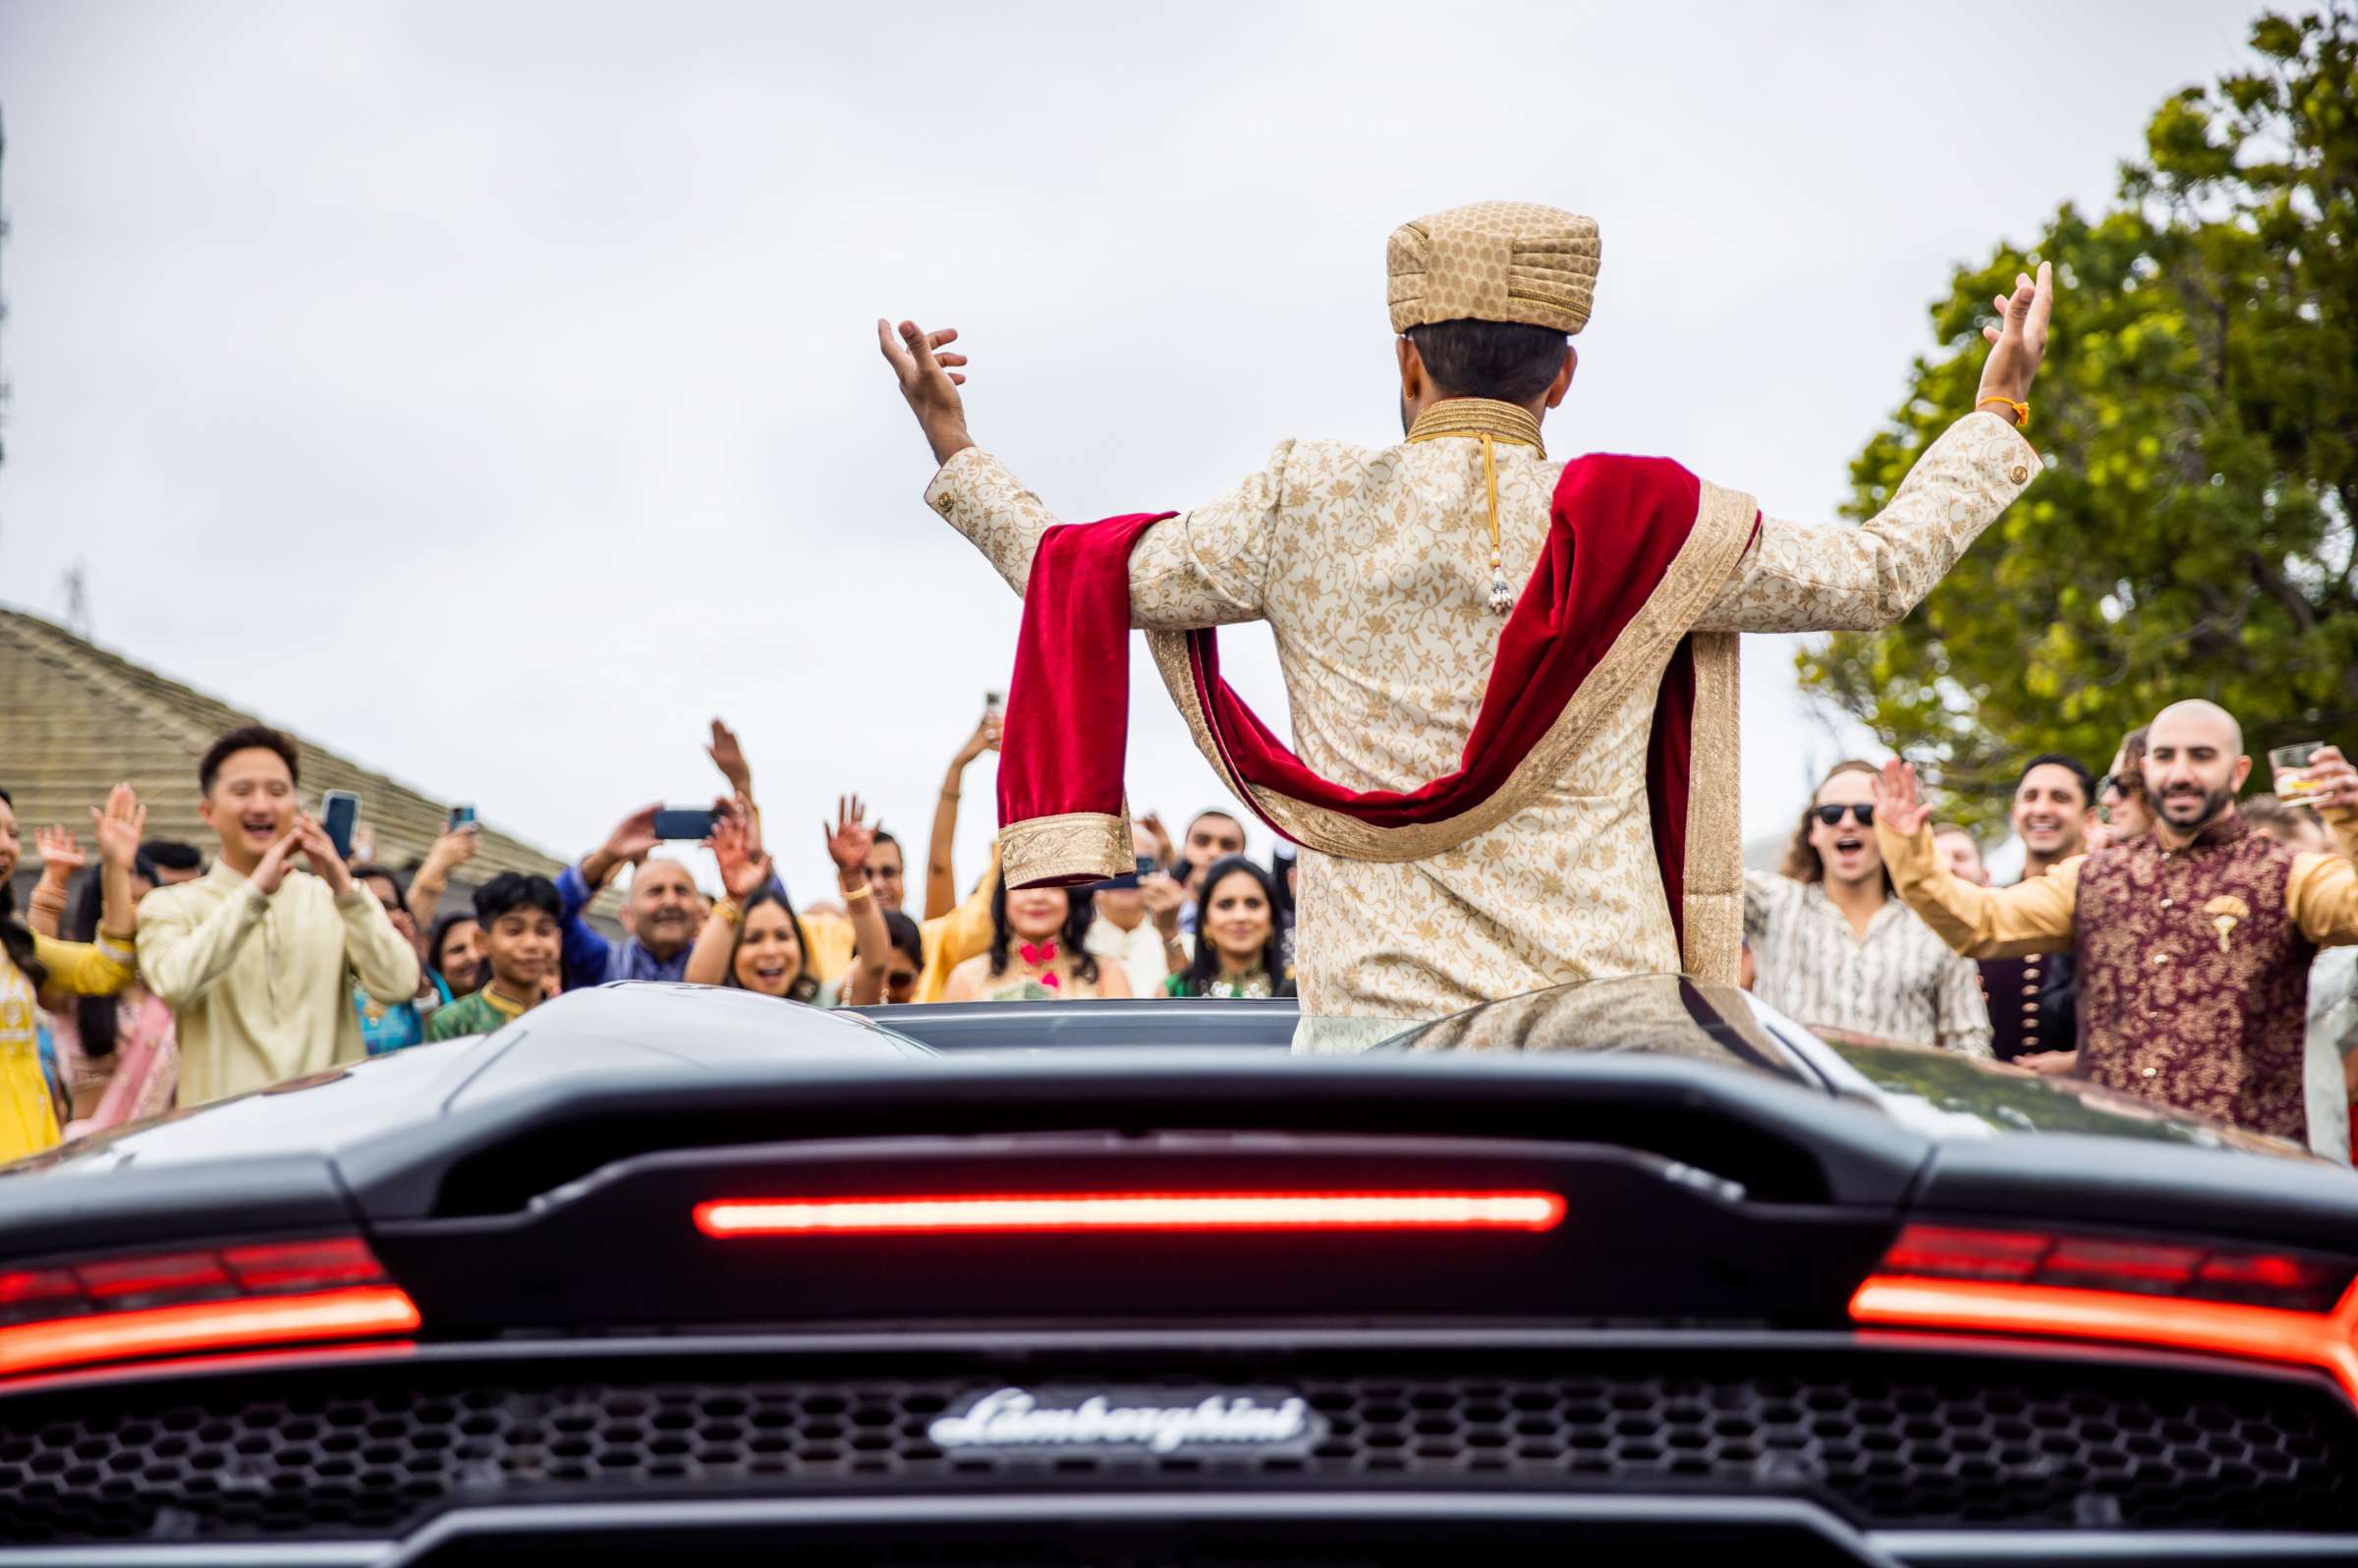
879;201;2055;1021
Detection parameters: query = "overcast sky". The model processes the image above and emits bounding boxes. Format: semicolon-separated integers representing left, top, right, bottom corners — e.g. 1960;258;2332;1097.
0;1;2257;899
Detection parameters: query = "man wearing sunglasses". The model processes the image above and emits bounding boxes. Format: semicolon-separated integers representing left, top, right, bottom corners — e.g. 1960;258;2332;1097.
1744;761;1993;1057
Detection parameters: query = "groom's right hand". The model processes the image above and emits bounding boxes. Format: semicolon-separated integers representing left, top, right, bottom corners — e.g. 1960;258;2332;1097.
878;317;977;467
1975;260;2055;419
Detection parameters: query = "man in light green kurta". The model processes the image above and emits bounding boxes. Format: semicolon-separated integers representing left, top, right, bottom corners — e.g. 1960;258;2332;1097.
138;728;420;1104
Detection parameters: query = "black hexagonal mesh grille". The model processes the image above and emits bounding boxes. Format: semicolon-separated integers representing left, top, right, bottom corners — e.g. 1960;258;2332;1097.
1;1353;2351;1544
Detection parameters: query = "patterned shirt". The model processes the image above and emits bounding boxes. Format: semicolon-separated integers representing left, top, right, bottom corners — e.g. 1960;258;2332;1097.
1744;870;1993;1055
928;412;2040;1021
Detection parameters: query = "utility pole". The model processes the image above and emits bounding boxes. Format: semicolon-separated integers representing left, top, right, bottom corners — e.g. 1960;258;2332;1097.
0;101;11;472
60;560;90;640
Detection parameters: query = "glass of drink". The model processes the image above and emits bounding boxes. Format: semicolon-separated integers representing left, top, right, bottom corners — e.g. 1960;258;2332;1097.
2271;742;2324;799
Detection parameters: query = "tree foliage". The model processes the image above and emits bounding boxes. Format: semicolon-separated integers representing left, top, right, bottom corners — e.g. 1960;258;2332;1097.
1802;6;2358;826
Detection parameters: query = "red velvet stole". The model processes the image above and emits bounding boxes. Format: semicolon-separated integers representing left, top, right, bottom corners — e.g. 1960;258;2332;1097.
999;454;1717;954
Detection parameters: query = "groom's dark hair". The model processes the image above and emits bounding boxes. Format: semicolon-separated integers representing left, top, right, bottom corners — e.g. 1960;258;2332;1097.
1408;319;1569;404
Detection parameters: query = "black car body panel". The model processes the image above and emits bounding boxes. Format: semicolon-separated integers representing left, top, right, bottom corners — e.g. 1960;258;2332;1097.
1;978;2354;1565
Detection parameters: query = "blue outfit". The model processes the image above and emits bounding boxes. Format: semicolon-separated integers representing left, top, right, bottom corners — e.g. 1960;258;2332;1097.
353;983;425;1056
555;863;695;990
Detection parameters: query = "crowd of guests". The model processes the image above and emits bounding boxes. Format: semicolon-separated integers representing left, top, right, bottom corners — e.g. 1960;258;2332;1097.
5;698;2357;1168
0;712;1301;1162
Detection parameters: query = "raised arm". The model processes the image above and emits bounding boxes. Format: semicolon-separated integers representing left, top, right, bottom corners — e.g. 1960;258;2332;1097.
408;825;479;928
2284;747;2358;947
926;713;997;920
822;797;892;1006
684;810;774;988
1872;759;2078;959
882;317;1277;630
25;825;84;938
1697;263;2055;634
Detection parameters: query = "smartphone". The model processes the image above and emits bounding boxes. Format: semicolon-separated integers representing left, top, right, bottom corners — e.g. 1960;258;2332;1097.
448;804;477;832
320;791;361;861
651;807;717;841
983;690;1005;717
1100;855;1156;891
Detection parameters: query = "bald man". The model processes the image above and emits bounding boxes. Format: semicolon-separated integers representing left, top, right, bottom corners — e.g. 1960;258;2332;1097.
1868;700;2358;1145
555;806;709;987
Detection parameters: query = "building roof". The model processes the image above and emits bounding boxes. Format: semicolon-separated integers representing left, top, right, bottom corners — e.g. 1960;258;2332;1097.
0;604;596;909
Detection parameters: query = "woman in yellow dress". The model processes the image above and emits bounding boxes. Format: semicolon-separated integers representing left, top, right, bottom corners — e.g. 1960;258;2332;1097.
0;783;144;1160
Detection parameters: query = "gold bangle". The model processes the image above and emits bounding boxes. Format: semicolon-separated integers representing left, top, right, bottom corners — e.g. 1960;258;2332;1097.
843;883;876;905
1975;396;2029;431
713;898;742;926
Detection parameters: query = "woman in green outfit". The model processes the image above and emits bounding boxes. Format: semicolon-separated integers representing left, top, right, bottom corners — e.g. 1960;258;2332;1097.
1162;856;1294;1000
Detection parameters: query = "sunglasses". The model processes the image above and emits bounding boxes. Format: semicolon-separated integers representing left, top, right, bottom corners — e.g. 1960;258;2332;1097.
1812;804;1876;828
2096;773;2143;801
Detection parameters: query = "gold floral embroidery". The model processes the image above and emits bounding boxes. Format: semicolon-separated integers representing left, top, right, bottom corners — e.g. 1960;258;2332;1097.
1000;810;1133;888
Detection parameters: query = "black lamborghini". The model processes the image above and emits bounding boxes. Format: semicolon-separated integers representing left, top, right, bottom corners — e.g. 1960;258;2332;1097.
0;976;2353;1567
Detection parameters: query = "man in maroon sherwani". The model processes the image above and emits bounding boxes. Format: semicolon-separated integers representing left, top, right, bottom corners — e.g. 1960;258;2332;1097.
1874;701;2358;1145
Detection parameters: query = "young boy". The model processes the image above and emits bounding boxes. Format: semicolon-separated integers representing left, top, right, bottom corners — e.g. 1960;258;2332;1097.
424;872;562;1041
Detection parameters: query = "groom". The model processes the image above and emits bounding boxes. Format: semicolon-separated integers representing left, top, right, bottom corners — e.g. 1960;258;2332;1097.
881;200;2053;1021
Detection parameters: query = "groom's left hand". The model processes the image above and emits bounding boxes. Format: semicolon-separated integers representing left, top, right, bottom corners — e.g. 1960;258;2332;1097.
878;318;976;467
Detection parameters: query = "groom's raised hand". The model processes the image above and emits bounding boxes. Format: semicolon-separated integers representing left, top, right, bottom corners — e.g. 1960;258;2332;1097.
1975;260;2055;420
878;318;976;467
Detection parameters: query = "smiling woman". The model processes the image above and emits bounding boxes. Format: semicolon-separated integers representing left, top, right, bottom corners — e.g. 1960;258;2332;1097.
1164;857;1294;1000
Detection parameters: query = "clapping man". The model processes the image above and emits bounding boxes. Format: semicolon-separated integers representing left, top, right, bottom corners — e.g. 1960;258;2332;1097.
138;726;421;1105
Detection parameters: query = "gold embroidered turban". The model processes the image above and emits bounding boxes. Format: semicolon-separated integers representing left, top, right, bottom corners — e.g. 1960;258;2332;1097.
1386;200;1601;336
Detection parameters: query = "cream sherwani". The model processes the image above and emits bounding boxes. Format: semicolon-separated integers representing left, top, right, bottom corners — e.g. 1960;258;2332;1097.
139;861;423;1105
928;410;2040;1021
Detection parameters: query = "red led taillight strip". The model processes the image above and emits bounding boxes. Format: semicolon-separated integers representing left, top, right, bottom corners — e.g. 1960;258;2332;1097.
0;1236;419;1381
0;1287;421;1380
694;1191;1568;1237
1852;1223;2358;1406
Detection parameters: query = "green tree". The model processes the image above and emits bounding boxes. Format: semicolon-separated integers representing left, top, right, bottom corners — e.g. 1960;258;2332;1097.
1803;6;2358;827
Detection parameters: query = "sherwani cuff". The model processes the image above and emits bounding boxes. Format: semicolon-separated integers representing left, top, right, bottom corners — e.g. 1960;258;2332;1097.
926;447;1043;595
1955;409;2043;490
924;445;997;516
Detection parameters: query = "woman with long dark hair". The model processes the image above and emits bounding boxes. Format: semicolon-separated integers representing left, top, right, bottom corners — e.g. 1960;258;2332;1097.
684;797;889;1005
1163;856;1294;998
945;878;1131;1001
0;783;148;1159
46;855;179;1136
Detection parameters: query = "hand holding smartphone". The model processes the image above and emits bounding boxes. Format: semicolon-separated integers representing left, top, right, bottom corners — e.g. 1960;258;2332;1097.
320;791;361;861
651;807;718;841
